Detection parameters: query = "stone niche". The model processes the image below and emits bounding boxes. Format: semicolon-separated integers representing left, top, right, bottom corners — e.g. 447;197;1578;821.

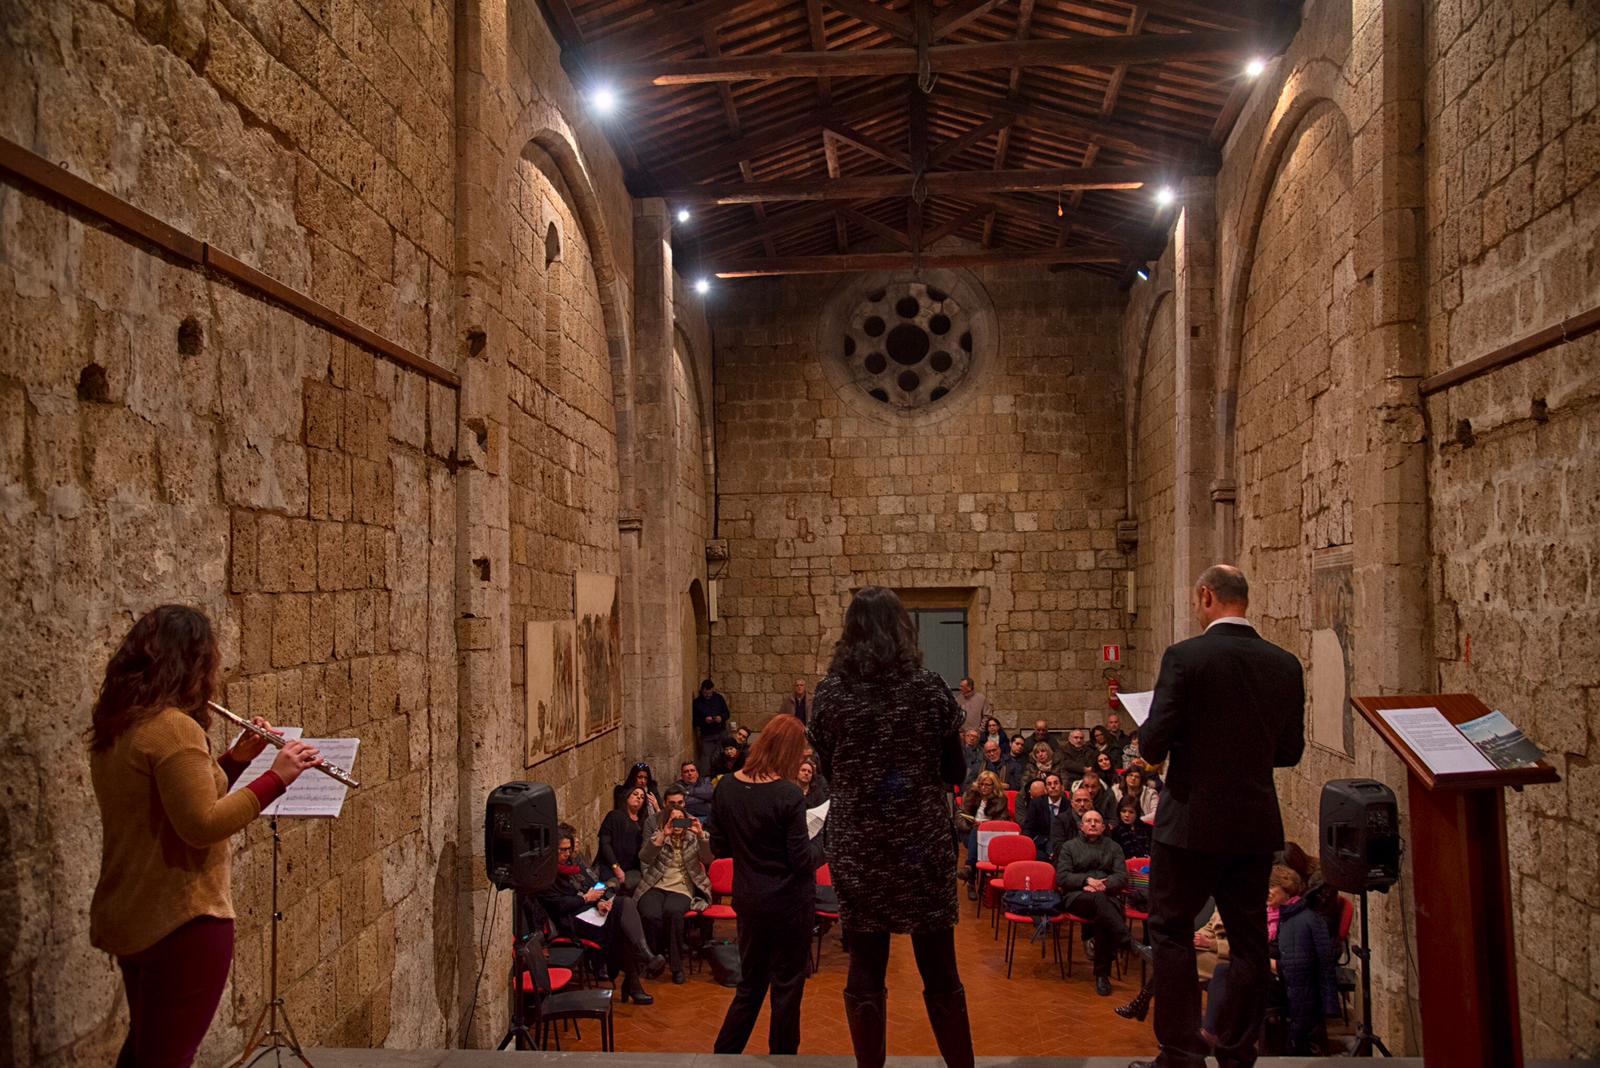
818;267;998;427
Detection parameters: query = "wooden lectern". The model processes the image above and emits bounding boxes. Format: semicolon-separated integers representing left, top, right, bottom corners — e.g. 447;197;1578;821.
1352;693;1560;1068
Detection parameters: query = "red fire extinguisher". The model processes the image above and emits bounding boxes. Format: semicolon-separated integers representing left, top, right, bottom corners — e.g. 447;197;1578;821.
1104;666;1121;709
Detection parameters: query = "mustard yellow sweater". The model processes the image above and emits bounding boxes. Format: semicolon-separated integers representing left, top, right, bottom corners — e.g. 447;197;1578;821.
89;707;281;956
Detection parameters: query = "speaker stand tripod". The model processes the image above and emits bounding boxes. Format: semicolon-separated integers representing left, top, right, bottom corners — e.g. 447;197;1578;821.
231;818;313;1068
497;894;537;1051
1348;889;1391;1057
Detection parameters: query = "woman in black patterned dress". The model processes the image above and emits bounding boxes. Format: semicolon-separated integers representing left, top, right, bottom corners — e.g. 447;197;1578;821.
808;586;974;1068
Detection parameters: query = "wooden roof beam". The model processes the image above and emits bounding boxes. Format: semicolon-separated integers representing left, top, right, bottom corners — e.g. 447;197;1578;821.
921;203;992;245
565;0;778;66
841;207;913;249
714;247;1124;277
933;0;1012;39
653;163;1181;203
823;0;913;39
605;29;1272;86
934;86;1214;163
667;93;904;178
929;112;1014;167
821;120;913;170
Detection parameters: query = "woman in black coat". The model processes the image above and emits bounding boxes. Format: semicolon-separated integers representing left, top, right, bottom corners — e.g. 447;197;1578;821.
808;587;974;1068
711;716;821;1055
534;827;665;1003
597;786;649;890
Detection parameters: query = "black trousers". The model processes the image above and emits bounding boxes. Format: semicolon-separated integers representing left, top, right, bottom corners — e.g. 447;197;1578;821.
1063;890;1131;977
637;888;693;973
573;895;650;977
714;905;811;1055
844;925;962;996
1148;841;1272;1068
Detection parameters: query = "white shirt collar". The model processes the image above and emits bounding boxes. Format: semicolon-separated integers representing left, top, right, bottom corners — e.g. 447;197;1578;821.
1206;615;1251;630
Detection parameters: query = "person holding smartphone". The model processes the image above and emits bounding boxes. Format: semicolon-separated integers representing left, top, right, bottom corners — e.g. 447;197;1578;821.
533;828;664;1003
635;785;712;983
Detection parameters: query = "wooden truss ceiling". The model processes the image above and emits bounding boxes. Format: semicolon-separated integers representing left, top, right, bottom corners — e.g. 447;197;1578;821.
538;0;1297;280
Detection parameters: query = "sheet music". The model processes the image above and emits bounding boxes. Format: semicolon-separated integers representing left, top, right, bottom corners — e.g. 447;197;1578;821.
1377;707;1494;775
228;728;360;818
1116;690;1155;726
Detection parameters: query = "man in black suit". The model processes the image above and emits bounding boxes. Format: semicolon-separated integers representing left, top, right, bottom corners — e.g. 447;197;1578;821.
1020;772;1068;858
1130;565;1304;1068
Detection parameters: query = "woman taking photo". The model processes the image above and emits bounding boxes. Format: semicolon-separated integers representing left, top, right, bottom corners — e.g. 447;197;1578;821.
809;586;974;1068
711;715;820;1055
598;785;650;890
89;605;323;1068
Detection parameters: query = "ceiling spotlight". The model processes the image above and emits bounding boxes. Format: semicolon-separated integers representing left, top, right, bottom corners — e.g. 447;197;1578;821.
694;277;711;295
1135;267;1151;282
1155;186;1176;207
676;207;692;224
1246;57;1267;78
591;85;619;116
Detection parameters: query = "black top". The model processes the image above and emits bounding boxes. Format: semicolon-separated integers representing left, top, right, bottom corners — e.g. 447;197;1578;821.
693;692;731;734
809;667;964;934
1022;793;1069;851
597;808;645;872
1142;621;1305;853
801;776;830;809
710;776;816;919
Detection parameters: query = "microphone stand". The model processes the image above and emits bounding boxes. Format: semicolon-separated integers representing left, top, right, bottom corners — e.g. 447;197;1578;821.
231;817;313;1068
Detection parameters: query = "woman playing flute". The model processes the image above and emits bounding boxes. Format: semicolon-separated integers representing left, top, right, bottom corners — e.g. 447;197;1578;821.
87;604;323;1068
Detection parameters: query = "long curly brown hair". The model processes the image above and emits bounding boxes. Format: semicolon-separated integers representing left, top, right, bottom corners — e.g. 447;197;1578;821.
827;586;923;680
87;605;220;750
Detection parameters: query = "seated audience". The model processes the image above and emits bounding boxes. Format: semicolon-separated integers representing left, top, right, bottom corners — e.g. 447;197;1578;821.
1022;779;1046;810
1026;718;1061;755
1106;710;1131;748
712;739;746;777
733;725;752;752
798;757;829;809
1070;767;1118;821
1021;773;1069;858
1116;901;1228;1023
960;728;984;779
1055;810;1148;996
1112;766;1159;818
1120;727;1141;770
956;770;1010;895
635;785;713;984
968;738;1021;791
1046;787;1096;862
535;827;664;1003
1090;724;1122;770
1020;742;1059;794
674;759;715;827
1092;749;1119;782
980;715;1008;753
612;761;663;813
1057;728;1094;777
1110;798;1151;859
1281;841;1343;940
1008;734;1030;767
598;785;649;890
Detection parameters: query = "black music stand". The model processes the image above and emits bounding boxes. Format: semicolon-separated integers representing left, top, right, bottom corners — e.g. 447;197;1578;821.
231;817;312;1068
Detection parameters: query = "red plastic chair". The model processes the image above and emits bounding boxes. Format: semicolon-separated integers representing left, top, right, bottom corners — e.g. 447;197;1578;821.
972;820;1023;918
1335;895;1356;1020
999;860;1068;979
976;833;1035;928
702;857;737;923
812;862;841;973
1123;856;1151;983
1005;790;1018;818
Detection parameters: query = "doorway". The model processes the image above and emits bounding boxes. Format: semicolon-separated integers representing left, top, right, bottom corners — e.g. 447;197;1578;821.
910;608;967;692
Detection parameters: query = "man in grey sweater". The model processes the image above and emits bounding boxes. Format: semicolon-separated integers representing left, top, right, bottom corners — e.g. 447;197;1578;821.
1056;810;1150;995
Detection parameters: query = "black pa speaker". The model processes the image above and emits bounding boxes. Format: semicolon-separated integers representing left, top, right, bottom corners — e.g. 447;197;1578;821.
485;782;558;893
1319;778;1401;893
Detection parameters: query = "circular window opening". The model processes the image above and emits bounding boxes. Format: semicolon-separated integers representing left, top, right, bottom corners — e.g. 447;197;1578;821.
895;295;920;319
886;324;930;365
869;387;889;403
929;350;953;373
864;316;886;338
929;313;951;336
864;352;888;374
897;370;921;392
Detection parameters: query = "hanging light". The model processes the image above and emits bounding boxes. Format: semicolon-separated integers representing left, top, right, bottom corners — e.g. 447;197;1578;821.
1246;57;1267;78
694;277;711;295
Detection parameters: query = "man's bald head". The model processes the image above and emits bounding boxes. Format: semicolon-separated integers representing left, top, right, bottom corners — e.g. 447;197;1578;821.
1193;564;1249;626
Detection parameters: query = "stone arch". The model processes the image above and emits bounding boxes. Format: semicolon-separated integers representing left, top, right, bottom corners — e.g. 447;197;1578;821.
673;321;715;496
1125;284;1174;515
1213;59;1352;551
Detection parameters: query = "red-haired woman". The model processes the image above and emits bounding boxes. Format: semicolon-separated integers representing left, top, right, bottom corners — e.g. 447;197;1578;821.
710;714;821;1055
87;605;323;1068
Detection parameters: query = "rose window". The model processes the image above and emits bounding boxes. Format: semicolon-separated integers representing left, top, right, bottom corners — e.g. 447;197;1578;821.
841;282;974;409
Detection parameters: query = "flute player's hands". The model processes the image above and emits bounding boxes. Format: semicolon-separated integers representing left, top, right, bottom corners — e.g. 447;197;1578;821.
228;715;282;764
271;740;323;786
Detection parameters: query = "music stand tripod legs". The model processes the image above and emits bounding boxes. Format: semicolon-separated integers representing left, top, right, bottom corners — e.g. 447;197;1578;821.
1349;889;1392;1057
231;818;314;1068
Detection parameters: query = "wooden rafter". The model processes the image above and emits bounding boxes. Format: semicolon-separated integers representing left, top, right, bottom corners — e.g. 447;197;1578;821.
821;119;913;170
933;0;1012;38
921;202;991;245
715;247;1123;277
604;29;1269;87
934;87;1210;162
653;163;1177;204
823;0;912;38
841;206;912;249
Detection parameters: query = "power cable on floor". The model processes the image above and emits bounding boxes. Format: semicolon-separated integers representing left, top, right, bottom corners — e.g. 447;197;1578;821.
459;888;502;1045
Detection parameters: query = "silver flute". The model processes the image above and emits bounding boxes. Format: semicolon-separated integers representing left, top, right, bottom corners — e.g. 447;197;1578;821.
208;701;361;789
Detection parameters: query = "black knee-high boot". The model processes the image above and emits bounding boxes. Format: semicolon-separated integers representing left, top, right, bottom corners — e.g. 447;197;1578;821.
842;989;887;1068
922;986;975;1068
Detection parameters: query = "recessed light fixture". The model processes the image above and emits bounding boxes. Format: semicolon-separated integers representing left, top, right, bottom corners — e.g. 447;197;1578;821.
676;207;692;224
694;277;711;295
1155;186;1176;207
1246;57;1267;78
591;85;619;116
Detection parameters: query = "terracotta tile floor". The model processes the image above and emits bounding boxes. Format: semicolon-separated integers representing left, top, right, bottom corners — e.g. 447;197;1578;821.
543;884;1160;1058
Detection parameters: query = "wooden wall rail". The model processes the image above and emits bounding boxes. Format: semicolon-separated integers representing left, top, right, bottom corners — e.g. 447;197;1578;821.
1420;303;1600;397
0;136;460;390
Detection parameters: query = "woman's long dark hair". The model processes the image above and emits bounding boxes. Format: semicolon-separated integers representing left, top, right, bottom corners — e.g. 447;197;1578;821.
88;605;220;750
827;586;922;680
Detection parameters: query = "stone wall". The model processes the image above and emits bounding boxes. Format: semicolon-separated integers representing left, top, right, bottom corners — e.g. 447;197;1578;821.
1422;0;1600;1054
1125;0;1600;1055
710;266;1128;731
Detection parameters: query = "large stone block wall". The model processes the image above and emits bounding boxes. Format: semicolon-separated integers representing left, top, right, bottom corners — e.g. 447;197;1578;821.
1422;0;1600;1054
710;268;1128;730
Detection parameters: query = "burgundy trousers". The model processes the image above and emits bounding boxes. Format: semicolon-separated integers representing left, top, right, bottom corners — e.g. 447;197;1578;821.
115;916;235;1068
